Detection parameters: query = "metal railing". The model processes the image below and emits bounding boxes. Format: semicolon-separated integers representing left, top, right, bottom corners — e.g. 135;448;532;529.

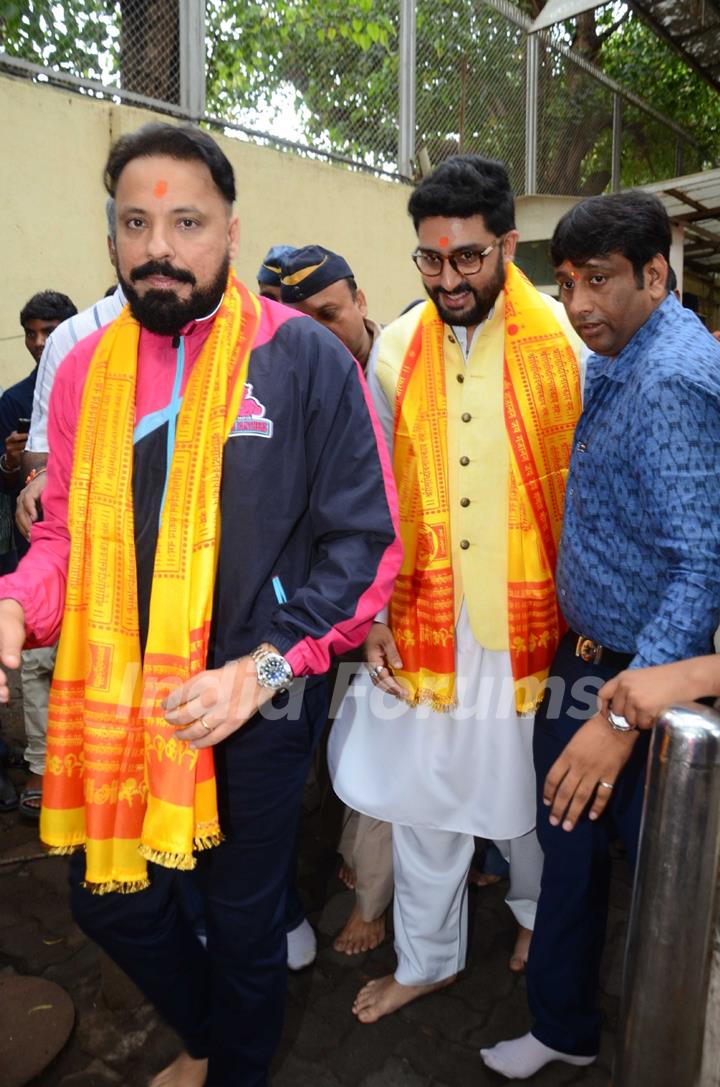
616;703;720;1087
0;1;703;191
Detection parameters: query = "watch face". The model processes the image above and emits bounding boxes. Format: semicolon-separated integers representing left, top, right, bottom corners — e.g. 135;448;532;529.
256;653;292;689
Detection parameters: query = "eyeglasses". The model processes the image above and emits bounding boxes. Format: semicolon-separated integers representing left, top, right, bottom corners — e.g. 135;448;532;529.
411;238;503;277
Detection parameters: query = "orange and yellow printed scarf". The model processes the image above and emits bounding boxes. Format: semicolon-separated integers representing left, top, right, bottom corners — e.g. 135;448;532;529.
389;262;581;713
40;273;260;893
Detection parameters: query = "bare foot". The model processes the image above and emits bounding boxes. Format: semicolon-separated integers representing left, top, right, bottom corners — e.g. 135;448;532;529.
509;924;532;973
333;903;385;954
338;862;357;889
149;1052;208;1086
468;867;502;888
352;973;456;1024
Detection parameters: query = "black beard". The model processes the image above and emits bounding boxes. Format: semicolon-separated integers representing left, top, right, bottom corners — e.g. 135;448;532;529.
426;251;505;327
120;256;229;336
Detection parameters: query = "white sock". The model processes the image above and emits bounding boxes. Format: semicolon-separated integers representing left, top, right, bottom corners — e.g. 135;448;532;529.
480;1032;596;1079
286;917;317;971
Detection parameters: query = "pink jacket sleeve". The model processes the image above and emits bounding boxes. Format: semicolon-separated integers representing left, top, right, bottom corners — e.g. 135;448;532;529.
0;343;90;646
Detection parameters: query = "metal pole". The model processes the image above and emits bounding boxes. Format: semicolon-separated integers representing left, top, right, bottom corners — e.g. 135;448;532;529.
398;0;416;179
179;0;206;120
614;703;720;1087
611;92;622;193
525;32;538;196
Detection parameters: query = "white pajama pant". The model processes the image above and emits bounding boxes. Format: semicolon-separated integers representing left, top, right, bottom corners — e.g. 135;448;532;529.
392;823;544;986
21;645;57;776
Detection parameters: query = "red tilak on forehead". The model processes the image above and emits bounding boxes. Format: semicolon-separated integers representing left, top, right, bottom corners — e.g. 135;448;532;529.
154;179;168;198
439;236;449;248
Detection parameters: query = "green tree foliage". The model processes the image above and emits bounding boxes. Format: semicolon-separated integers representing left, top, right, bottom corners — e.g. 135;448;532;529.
0;0;115;81
205;0;398;165
598;11;718;182
1;0;718;189
0;0;179;101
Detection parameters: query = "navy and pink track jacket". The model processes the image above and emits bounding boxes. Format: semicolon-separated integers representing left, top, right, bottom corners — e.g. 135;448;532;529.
2;294;402;676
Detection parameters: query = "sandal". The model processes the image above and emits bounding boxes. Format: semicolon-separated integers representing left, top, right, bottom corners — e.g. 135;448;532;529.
18;787;42;820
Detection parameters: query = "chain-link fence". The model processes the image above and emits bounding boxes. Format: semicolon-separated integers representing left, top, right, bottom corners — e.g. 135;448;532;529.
535;40;616;196
204;2;401;174
413;0;701;196
0;0;703;190
415;0;527;194
0;1;181;103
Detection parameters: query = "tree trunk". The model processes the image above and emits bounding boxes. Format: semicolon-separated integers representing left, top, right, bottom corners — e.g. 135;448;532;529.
513;2;617;193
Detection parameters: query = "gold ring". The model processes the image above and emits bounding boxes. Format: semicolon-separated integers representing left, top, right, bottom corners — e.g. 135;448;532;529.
200;716;213;732
599;780;614;790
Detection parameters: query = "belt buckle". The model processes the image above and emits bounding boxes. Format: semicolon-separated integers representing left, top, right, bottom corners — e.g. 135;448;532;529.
576;635;603;665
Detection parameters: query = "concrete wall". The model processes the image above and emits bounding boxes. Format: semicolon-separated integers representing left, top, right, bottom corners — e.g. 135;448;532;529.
1;77;115;387
0;73;419;388
515;195;580;242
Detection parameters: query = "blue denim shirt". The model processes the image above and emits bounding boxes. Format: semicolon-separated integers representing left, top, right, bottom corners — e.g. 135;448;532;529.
556;294;720;667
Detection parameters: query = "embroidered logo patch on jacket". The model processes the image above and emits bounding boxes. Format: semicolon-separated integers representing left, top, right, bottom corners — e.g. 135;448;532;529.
229;383;273;439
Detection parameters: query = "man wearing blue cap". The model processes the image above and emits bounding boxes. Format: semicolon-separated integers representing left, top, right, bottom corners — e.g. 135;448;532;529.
256;244;296;301
281;245;380;372
282;244;392;956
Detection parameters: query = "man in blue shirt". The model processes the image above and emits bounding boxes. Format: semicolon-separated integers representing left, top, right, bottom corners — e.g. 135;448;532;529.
481;190;720;1079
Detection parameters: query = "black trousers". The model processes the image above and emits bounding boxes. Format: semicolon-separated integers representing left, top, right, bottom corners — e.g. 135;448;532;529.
527;632;650;1055
70;681;327;1087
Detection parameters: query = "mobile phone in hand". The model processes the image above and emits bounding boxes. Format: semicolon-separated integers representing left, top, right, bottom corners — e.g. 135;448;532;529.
16;417;31;434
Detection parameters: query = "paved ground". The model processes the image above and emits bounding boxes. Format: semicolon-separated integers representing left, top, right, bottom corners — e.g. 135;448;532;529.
0;672;626;1087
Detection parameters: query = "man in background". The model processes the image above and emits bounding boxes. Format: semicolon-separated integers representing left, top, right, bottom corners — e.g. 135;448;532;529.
0;290;77;818
256;244;296;301
4;290;78;510
281;244;380;371
282;242;393;956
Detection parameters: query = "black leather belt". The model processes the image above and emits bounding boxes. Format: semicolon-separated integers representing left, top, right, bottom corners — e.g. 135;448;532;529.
568;629;633;671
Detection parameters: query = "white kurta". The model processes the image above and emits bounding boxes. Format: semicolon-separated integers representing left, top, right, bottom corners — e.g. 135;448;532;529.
328;602;536;840
328;318;537;842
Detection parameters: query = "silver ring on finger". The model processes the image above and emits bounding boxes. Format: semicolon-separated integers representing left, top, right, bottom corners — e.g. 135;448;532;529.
200;716;213;733
367;666;379;680
598;779;614;790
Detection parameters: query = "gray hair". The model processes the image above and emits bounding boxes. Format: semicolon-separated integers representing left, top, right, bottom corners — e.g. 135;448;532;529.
105;196;116;243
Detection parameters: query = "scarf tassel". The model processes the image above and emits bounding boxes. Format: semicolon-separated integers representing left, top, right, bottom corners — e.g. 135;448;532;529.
408;689;457;713
138;844;198;870
137;832;225;870
194;832;224;852
83;878;152;896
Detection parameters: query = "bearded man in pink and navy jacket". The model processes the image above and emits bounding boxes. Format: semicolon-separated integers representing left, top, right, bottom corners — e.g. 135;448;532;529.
0;123;401;1087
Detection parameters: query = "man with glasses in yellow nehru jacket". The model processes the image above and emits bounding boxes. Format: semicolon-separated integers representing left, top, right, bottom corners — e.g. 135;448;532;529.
329;154;584;1022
